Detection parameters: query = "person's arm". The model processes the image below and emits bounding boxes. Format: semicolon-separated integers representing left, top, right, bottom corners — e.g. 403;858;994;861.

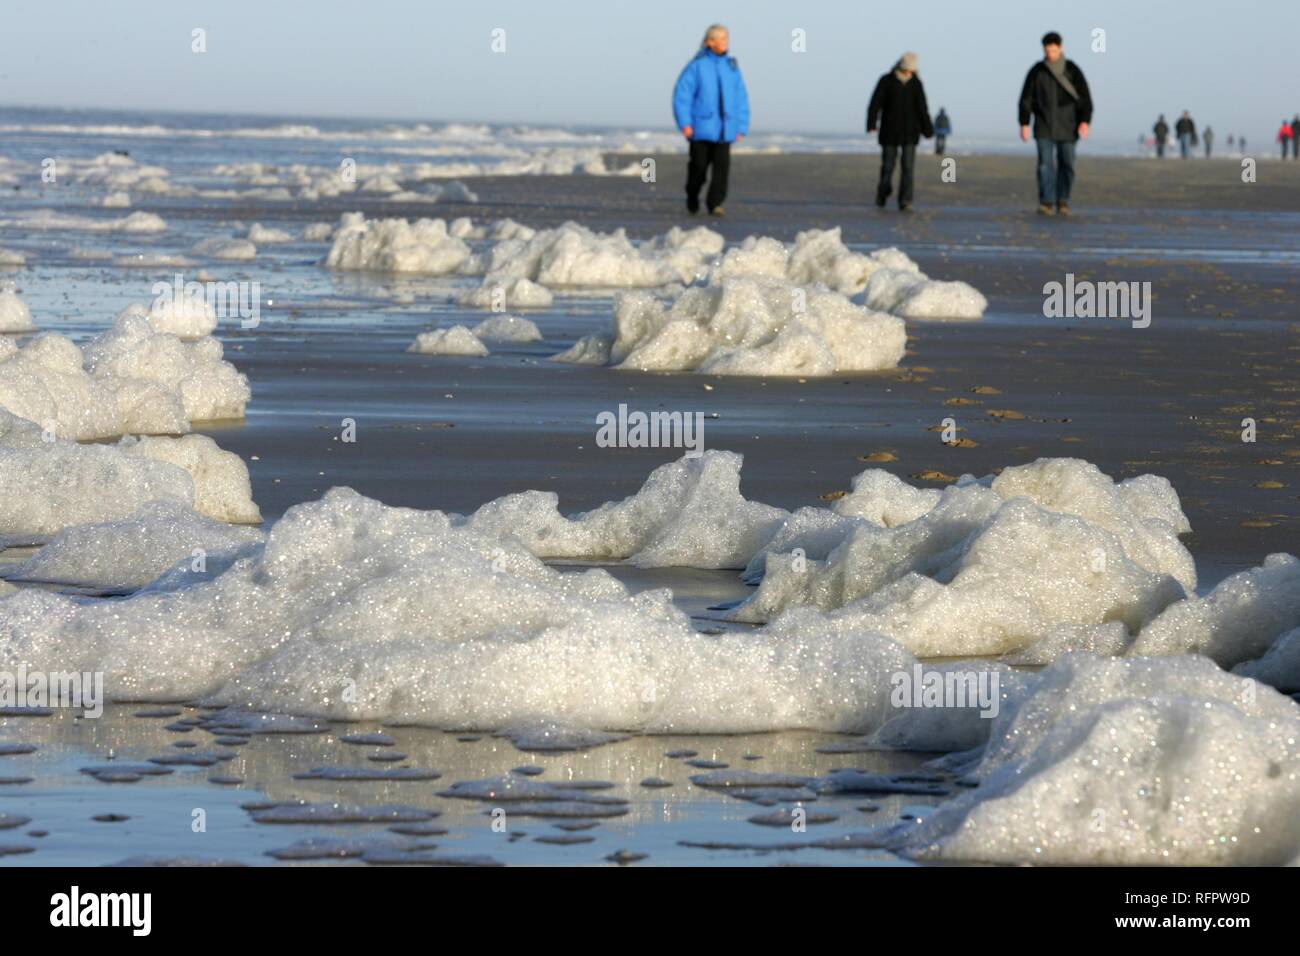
672;61;697;137
867;77;884;132
735;64;750;138
1072;64;1093;126
917;80;934;138
1018;66;1035;140
1071;64;1091;138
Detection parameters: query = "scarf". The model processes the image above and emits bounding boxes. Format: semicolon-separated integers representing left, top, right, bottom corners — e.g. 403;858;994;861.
894;69;912;85
1046;56;1078;101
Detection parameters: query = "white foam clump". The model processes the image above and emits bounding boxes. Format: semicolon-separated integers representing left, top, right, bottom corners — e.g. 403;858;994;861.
459;276;554;309
325;213;471;274
119;434;262;524
463;451;787;569
863;266;987;320
1128;553;1300;667
0;485;915;733
711;227;911;295
102;191;131;208
0;411;260;534
407;326;489;357
118;296;217;338
471;315;542;343
84;311;251;426
485;223;723;288
0;249;26;266
606;276;907;376
4;210;166;233
4;499;264;589
247;223;292;243
550;333;612;365
1234;627;1300;693
192;237;257;261
300;222;334;242
392;180;478;203
0;308;249;440
0;288;35;332
888;654;1300;865
741;458;1194;657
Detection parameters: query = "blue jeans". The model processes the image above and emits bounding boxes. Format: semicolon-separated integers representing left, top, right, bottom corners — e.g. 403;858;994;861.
1178;133;1191;158
1036;138;1076;204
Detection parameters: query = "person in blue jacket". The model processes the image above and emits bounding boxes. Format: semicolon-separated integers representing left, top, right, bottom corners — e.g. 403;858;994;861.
672;24;750;216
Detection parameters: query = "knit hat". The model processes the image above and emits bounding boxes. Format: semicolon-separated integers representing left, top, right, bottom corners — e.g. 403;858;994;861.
897;52;919;72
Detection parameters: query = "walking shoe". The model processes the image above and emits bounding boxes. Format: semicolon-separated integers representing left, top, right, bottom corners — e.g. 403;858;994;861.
686;198;700;215
1056;202;1072;217
708;206;725;217
1037;203;1056;216
899;203;913;213
875;191;888;208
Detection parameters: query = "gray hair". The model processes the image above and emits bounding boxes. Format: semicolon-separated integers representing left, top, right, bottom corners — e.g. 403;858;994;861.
701;23;728;47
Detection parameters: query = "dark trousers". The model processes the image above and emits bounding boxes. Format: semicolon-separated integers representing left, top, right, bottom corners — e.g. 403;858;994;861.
686;140;730;211
1036;138;1076;204
877;144;916;207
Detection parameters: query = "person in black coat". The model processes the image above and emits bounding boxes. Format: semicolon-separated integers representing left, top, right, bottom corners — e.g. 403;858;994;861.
1018;31;1092;215
1153;115;1170;158
866;52;934;211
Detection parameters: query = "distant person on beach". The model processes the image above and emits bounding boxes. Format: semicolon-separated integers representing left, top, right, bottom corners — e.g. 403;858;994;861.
866;52;934;212
1019;31;1092;216
934;108;952;155
1203;126;1214;157
1153;115;1169;157
672;23;750;217
1278;119;1295;159
1292;116;1300;158
1228;133;1235;149
1175;111;1196;158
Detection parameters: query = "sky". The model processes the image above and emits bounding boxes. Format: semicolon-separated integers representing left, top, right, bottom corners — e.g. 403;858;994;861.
1;0;1296;145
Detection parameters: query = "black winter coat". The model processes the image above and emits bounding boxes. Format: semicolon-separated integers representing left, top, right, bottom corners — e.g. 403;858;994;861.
867;72;934;145
1018;59;1093;141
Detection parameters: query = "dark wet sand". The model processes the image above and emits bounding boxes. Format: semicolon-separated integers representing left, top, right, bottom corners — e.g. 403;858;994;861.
180;154;1300;585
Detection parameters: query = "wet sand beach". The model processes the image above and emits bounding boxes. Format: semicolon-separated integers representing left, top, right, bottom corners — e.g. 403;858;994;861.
188;153;1300;582
3;150;1299;867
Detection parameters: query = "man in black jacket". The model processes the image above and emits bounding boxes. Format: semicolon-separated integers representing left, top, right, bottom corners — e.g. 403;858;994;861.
1175;111;1197;159
1153;115;1170;158
867;52;934;212
1018;31;1092;216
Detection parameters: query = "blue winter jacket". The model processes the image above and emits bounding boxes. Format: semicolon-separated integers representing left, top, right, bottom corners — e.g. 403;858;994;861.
672;49;750;143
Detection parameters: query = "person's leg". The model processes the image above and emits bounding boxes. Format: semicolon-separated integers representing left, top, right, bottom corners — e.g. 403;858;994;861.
705;142;730;211
1156;141;1164;158
935;135;945;156
898;144;916;207
1055;140;1076;206
1035;138;1055;205
685;141;710;212
877;145;898;205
